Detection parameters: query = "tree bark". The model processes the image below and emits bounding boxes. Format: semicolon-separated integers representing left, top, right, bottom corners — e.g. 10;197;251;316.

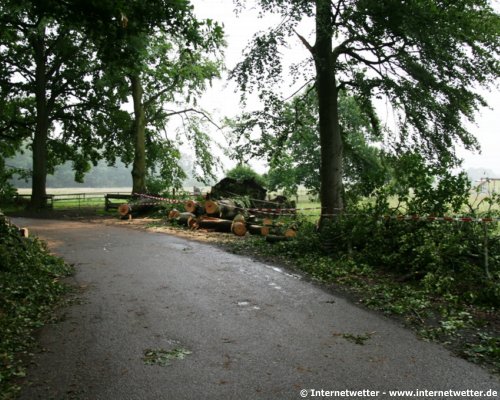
118;198;156;217
314;0;344;227
130;74;147;194
185;200;204;216
204;199;219;216
231;221;247;237
30;28;50;209
197;218;233;232
175;212;196;226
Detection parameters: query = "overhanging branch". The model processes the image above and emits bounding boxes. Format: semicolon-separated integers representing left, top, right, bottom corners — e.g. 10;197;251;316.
294;29;314;55
162;108;222;130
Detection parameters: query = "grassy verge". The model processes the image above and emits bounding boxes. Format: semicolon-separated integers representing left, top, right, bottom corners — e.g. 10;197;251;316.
0;214;73;399
225;223;499;375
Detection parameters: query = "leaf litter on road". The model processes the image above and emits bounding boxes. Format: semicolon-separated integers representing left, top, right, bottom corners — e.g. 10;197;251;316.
142;347;192;367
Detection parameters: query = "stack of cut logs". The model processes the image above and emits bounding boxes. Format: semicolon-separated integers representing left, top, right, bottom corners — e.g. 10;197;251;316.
169;199;297;241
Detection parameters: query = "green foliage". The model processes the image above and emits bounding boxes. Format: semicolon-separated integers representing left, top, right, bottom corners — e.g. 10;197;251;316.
142;347;191;367
0;215;73;397
0;0;122;207
80;1;225;193
377;151;472;215
340;333;374;345
0;160;17;204
229;88;388;199
226;164;267;187
231;0;499;215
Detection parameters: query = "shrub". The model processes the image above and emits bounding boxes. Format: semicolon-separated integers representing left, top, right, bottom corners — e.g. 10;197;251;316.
0;215;73;398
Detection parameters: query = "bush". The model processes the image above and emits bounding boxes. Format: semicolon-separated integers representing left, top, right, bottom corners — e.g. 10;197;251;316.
0;214;73;398
226;164;267;187
318;204;500;307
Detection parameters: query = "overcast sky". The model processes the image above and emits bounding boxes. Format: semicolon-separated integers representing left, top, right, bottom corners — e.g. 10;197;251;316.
192;0;499;176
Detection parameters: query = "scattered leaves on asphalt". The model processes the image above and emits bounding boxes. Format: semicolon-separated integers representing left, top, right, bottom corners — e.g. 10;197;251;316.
142;347;192;366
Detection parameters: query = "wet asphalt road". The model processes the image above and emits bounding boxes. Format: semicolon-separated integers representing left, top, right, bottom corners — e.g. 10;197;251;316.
13;218;499;400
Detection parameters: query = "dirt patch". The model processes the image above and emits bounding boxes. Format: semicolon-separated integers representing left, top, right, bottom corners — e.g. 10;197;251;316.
98;217;245;245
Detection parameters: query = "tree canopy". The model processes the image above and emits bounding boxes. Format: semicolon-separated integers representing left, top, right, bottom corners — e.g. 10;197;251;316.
74;0;225;194
0;0;225;205
231;0;499;224
0;0;107;207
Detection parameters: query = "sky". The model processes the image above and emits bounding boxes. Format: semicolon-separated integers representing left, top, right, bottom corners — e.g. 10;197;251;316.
191;0;500;177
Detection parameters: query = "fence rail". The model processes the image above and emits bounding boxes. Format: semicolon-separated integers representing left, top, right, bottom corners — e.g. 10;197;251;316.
15;192;131;210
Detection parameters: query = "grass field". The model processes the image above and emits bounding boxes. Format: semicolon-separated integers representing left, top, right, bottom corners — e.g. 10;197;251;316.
9;187;498;215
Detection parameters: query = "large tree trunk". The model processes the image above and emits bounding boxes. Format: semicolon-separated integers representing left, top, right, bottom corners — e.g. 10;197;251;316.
130;74;147;194
314;0;344;227
30;29;50;210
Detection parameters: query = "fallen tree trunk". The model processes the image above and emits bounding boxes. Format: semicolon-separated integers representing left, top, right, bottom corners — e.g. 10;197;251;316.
219;199;242;220
168;209;180;220
233;214;246;224
197;217;233;232
247;224;267;236
118;199;156;217
204;199;220;216
175;212;196;226
261;226;271;236
284;228;298;238
205;198;248;220
118;203;131;216
185;200;204;216
231;221;247;237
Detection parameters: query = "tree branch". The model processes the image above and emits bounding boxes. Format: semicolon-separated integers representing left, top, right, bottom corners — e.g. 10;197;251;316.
294;29;314;55
143;75;181;109
162;108;222;130
282;79;315;102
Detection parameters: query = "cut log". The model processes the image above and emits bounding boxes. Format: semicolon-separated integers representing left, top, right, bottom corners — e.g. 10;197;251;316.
19;228;29;238
247;224;267;236
231;221;247;237
261;226;270;236
185;200;204;215
233;214;246;224
284;228;297;238
175;212;195;226
262;217;273;226
188;216;198;229
204;199;219;215
118;203;131;216
218;199;241;220
197;217;233;232
168;209;180;220
265;234;292;243
118;198;156;217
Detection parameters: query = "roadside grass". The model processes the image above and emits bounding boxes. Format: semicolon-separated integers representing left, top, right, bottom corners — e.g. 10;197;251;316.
0;214;73;399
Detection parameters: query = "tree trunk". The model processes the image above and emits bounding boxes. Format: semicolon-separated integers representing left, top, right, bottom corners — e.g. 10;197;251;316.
185;200;204;216
30;29;50;209
168;209;181;219
197;218;233;232
247;224;265;235
130;74;147;194
219;199;241;220
117;198;156;217
314;0;344;228
204;199;219;216
231;221;247;237
175;212;196;226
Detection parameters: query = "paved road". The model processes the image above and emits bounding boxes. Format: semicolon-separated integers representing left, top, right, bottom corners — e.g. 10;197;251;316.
14;218;499;400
